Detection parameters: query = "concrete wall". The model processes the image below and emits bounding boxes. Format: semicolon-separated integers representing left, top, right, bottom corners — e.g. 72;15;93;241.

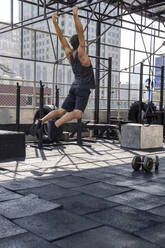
0;107;129;125
83;109;128;123
0;107;36;124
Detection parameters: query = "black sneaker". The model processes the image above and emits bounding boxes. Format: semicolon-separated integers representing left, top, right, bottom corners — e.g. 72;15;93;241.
35;119;42;129
47;120;63;142
30;119;42;137
47;120;55;141
55;125;63;142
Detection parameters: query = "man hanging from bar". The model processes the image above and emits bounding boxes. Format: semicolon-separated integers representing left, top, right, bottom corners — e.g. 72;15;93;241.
35;6;95;141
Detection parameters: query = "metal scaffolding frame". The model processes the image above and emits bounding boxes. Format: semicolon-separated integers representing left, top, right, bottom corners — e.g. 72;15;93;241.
0;0;165;124
2;0;165;33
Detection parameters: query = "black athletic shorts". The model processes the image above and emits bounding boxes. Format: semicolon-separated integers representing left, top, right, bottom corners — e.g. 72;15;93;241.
61;84;90;112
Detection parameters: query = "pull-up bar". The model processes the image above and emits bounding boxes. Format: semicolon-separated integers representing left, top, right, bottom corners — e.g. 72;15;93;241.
39;0;94;7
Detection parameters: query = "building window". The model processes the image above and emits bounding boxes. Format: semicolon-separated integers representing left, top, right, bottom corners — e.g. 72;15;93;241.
25;64;30;80
43;67;47;81
68;69;71;82
37;65;41;80
58;69;62;82
19;63;24;78
26;96;32;106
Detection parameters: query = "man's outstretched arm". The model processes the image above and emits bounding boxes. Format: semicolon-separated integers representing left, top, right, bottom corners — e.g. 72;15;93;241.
52;13;71;58
73;6;85;51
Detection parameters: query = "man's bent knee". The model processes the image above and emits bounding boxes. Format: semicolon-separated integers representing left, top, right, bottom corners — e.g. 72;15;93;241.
73;109;83;119
57;108;67;116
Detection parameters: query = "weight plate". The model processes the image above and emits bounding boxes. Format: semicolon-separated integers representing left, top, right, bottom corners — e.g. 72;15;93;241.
143;157;153;172
155;155;159;170
132;156;141;171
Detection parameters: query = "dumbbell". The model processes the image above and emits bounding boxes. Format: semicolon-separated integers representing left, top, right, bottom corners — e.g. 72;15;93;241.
132;155;159;172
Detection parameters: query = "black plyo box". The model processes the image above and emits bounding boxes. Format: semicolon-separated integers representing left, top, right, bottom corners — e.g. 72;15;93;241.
0;130;25;160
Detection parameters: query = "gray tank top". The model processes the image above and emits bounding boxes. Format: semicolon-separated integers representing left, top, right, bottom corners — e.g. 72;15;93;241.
70;51;95;89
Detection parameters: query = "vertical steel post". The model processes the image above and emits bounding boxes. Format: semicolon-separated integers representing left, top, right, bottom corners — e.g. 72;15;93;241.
133;25;136;73
21;0;24;58
160;65;164;111
37;0;40;16
56;85;59;108
33;31;37;109
77;118;82;146
44;0;47;19
94;15;101;124
139;62;143;123
16;83;21;131
53;2;59;107
128;49;131;108
107;57;112;124
86;11;89;54
39;81;44;149
11;0;14;29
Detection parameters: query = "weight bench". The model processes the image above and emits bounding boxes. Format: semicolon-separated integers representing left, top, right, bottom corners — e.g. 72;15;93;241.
86;123;119;138
69;121;120;142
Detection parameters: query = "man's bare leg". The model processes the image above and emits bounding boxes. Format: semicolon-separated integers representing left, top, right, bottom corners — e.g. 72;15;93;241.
45;109;82;141
55;109;82;127
41;108;67;124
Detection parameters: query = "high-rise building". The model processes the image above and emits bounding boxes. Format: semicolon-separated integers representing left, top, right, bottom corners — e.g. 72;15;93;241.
0;24;20;79
155;56;165;88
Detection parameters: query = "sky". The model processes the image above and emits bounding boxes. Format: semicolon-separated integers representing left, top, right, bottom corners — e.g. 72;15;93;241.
120;16;165;83
0;0;19;23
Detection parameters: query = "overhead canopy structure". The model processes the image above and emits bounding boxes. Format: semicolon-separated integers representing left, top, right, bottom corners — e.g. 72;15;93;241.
117;0;165;22
2;0;165;36
38;0;165;22
0;0;161;42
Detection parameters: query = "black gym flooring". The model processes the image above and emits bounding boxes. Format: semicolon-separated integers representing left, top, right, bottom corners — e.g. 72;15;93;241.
0;139;165;247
